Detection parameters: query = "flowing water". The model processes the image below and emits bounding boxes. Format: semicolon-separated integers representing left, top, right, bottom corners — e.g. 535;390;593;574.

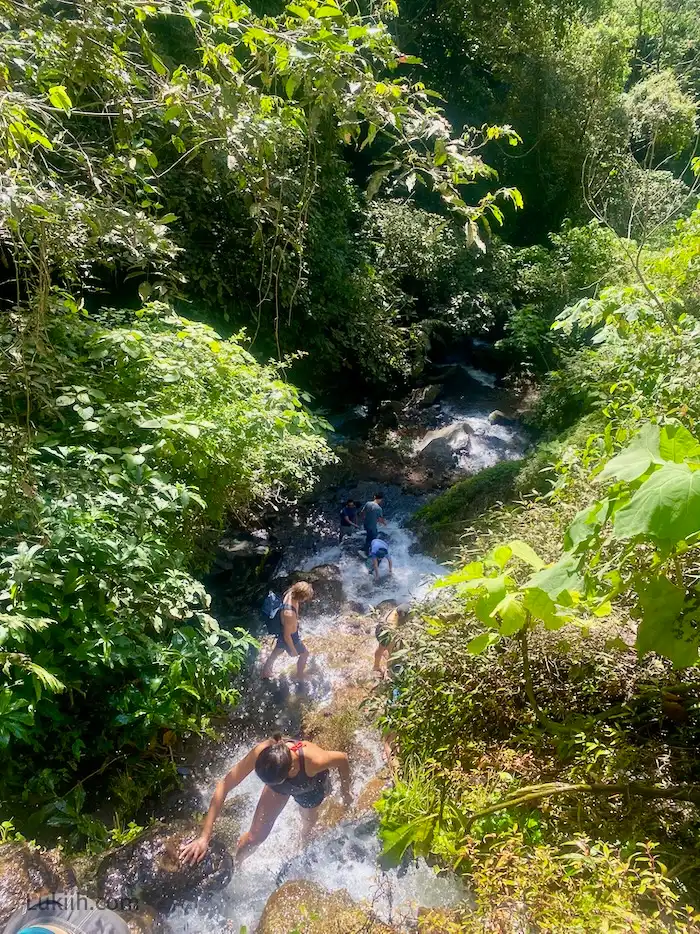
167;371;527;933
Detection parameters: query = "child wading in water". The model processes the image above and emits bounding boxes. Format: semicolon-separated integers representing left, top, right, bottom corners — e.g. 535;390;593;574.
261;581;314;681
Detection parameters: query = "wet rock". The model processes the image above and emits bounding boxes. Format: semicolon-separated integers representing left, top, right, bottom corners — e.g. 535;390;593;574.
122;905;170;934
415;422;473;472
377;400;402;428
488;409;517;427
207;531;280;608
258;880;397;934
357;774;389;814
408;384;442;408
279;564;344;610
0;844;77;927
95;821;233;909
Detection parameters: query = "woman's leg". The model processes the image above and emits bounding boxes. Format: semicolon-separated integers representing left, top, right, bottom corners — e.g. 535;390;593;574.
261;641;285;679
299;802;322;842
296;648;309;681
235;786;289;864
374;643;388;672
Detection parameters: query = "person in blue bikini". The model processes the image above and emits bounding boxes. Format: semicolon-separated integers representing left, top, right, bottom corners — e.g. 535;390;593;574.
179;734;352;867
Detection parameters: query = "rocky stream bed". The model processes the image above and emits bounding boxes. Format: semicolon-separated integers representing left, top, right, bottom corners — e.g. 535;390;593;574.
0;365;527;934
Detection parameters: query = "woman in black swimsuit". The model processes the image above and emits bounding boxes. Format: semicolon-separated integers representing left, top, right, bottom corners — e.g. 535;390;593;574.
179;734;352;866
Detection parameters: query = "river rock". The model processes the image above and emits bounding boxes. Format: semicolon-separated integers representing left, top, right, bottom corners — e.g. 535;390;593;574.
488;409;517;427
258;880;396;934
95;822;233;909
377;400;402;428
416;422;472;471
0;844;76;927
409;384;442;408
278;564;344;610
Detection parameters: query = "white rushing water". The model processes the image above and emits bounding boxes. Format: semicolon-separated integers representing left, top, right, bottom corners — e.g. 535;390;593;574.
167;375;525;933
167;518;461;934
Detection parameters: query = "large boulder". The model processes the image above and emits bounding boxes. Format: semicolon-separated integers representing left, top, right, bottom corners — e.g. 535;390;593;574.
416;422;473;472
95;822;233;909
208;531;280;607
277;564;344;611
0;844;76;927
258;880;396;934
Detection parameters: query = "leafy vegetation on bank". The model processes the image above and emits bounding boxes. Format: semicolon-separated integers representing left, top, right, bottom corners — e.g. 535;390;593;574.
379;189;700;929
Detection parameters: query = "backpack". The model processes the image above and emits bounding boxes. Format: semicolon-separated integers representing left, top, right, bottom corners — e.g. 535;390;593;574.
261;591;284;635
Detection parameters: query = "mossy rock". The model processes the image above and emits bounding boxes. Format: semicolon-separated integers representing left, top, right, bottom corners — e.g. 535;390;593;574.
410;460;524;555
258;880;397;934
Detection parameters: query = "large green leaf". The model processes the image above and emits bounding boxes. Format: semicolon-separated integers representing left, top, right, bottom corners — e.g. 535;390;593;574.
659;424;700;464
522;588;570;630
599;423;661;482
613;463;700;543
526;554;584;600
564;499;610;552
507;539;545;569
635;575;697;668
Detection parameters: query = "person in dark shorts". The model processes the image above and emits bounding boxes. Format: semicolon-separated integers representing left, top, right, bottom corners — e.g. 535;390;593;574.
339;499;359;541
179;734;352;866
361;492;386;553
4;893;129;934
261;581;313;681
374;603;410;674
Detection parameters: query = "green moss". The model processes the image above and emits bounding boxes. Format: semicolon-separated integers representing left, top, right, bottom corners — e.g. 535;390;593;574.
411;460;524;553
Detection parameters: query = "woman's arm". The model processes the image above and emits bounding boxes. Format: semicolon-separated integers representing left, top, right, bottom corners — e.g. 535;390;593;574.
304;743;352;805
180;740;270;865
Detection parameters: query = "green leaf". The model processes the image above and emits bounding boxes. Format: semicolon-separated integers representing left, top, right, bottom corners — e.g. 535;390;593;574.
159;213;178;224
526;554;584;600
491;593;527;636
635;575;696;668
467;631;501;655
659;424;700;464
599;423;661;482
523;588;568;630
507;539;545;569
366;167;391;199
48;85;72;110
433;562;484;589
316;5;343;15
564;500;609;552
287;2;310;16
613;463;700;543
489;545;512;569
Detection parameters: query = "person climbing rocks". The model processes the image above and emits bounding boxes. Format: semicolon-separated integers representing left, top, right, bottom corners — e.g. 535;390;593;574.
339;498;359;542
361;492;386;553
261;581;314;681
179;735;352;867
374;603;410;675
368;536;393;581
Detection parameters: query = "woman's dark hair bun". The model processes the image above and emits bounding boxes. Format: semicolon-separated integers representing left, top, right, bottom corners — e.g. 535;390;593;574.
256;737;292;785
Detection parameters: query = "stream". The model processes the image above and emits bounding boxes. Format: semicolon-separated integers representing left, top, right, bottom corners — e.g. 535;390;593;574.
167;368;527;933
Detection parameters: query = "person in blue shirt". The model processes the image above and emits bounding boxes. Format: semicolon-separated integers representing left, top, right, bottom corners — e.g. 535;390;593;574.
361;492;386;553
368;536;393;581
339;499;359;541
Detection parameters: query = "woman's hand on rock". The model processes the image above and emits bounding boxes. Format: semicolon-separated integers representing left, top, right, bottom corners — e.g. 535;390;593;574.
179;834;209;866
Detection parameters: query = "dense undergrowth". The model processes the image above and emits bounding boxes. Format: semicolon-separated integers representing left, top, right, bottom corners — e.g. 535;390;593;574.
378;203;700;930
